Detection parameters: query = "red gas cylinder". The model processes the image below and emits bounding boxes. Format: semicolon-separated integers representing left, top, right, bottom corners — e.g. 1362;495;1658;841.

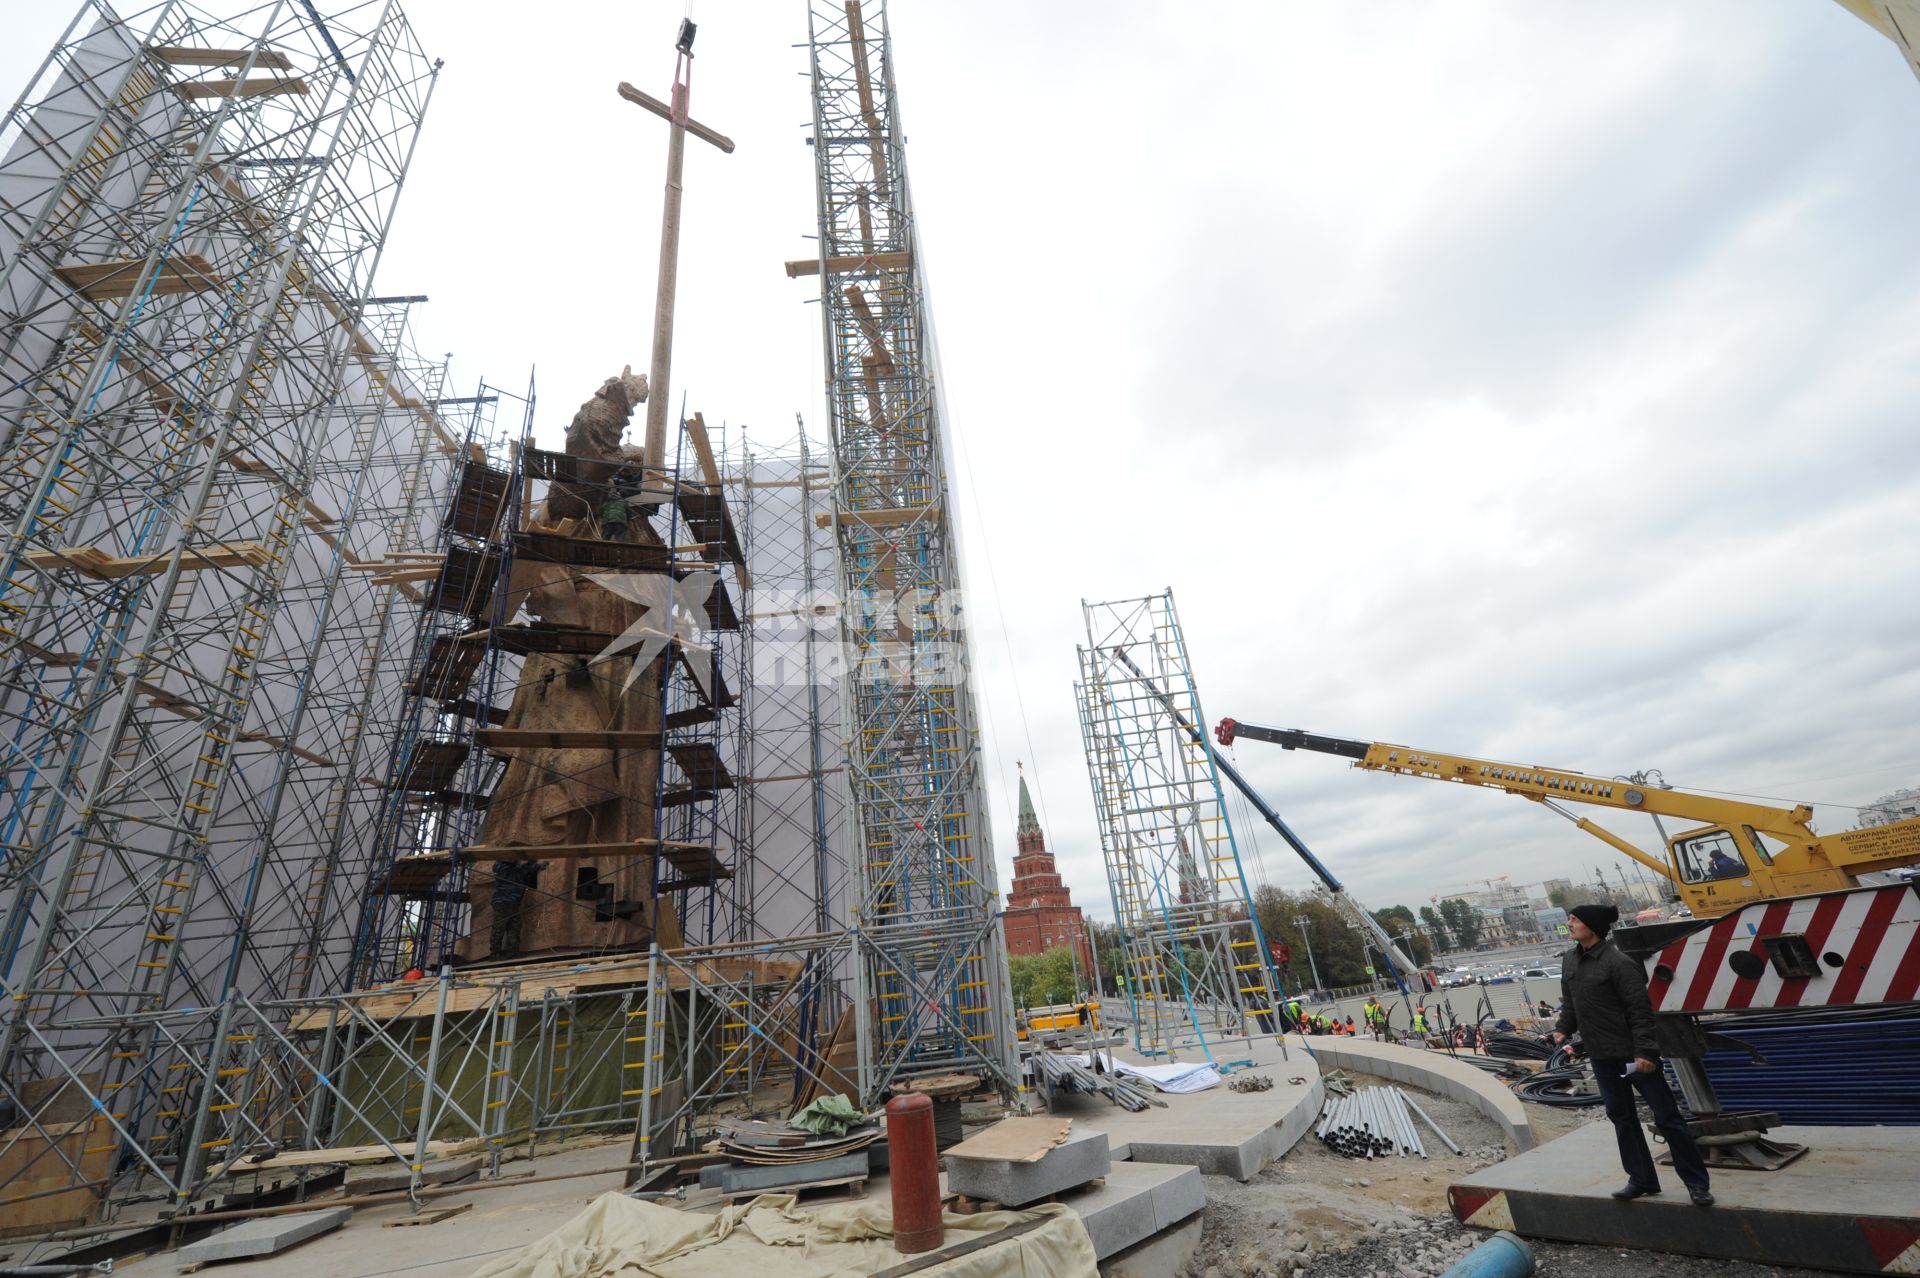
885;1093;943;1254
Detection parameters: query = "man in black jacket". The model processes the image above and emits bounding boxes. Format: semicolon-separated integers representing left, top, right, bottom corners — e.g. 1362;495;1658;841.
1552;904;1713;1206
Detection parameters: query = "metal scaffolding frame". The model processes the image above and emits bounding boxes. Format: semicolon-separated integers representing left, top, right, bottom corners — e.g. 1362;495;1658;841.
1074;591;1284;1061
0;951;806;1223
346;379;525;984
803;0;1020;1103
349;402;758;982
0;0;451;1232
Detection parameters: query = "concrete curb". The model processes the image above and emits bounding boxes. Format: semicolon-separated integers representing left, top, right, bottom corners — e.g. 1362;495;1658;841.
1295;1037;1536;1152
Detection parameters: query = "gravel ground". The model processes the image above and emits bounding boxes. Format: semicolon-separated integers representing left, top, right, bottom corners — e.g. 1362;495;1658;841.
1179;1071;1835;1278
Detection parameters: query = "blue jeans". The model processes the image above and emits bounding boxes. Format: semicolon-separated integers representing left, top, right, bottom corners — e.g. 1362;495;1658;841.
1591;1057;1710;1193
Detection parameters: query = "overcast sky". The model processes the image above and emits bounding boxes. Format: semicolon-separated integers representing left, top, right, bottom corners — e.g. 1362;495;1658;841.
6;2;1919;924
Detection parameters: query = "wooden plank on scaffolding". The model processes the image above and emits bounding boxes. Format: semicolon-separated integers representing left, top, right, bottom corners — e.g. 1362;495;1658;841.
236;730;335;768
456;838;715;862
684;412;724;489
53;254;222;301
286;955;805;1030
172;76;310;100
147;46;295;69
207;1138;485;1179
813;504;939;530
474;728;663;751
845;0;881;128
457;624;616;656
783;250;911;278
21;541;272;579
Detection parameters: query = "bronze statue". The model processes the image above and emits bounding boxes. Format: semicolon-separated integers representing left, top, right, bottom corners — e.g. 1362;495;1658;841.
459;368;684;961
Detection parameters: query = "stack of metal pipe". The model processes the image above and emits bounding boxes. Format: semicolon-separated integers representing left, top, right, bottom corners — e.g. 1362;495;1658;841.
1316;1084;1461;1159
1030;1051;1165;1112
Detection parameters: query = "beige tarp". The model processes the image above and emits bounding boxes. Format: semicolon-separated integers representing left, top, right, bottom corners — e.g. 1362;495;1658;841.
471;1190;1098;1278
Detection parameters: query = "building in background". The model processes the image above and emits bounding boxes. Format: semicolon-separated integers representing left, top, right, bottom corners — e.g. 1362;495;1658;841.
1861;787;1920;829
1002;766;1092;973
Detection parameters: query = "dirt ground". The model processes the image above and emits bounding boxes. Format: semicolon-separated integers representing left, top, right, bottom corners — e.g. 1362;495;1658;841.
1180;1071;1836;1278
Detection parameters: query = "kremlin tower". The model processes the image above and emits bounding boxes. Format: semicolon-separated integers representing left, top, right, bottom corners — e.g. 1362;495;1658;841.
1002;765;1092;973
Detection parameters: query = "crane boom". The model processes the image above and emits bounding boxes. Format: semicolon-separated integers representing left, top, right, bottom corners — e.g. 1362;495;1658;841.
1214;719;1920;921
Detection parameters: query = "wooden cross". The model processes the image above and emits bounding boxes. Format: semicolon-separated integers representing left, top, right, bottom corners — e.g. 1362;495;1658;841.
618;19;735;472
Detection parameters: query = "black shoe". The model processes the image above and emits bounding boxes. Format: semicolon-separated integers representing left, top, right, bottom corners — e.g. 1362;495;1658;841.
1611;1182;1661;1201
1689;1189;1715;1207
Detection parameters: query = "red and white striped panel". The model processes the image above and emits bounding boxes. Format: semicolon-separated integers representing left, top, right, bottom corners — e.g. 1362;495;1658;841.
1646;884;1920;1013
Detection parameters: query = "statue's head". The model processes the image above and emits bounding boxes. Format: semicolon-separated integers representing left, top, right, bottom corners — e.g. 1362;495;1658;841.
598;365;650;413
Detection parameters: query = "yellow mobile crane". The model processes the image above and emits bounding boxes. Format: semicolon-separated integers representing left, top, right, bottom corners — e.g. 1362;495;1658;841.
1212;722;1920;921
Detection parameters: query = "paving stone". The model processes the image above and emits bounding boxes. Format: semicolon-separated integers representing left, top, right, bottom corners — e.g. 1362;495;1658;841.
351;1156;481;1195
944;1126;1109;1207
1060;1160;1202;1260
176;1206;352;1266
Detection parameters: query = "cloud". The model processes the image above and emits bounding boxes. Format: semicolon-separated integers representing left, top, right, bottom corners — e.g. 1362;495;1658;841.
9;2;1911;931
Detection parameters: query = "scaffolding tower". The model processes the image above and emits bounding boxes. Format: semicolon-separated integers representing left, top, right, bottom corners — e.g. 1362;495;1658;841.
0;0;449;1233
351;401;756;982
1075;592;1284;1060
803;1;1020;1102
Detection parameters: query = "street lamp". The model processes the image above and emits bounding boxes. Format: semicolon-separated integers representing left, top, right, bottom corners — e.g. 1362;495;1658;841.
1293;914;1324;998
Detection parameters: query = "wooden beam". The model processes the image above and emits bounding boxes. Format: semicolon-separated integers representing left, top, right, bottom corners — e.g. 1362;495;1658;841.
53;255;222;302
235;731;335;769
23;542;272;580
147;46;294;69
869;1218;1052;1278
814;504;939;530
684;411;724;489
842;284;893;371
474;728;663;750
173;77;309;100
615;81;736;153
783;250;911;278
456;838;716;862
845;1;881;129
208;1138;483;1179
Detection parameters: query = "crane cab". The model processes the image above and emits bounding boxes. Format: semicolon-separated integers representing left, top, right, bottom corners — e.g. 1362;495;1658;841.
1664;823;1852;915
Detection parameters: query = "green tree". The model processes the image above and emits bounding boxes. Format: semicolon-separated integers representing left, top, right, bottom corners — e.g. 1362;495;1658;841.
1419;905;1452;952
1086;921;1127;994
1371;906;1433;967
1438;897;1482;949
1008;946;1079;1008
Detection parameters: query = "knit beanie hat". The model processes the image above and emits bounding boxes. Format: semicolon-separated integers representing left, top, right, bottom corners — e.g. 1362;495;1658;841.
1569;903;1620;935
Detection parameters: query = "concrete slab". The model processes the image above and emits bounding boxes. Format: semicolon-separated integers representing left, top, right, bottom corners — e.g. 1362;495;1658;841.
1053;1036;1319;1181
110;1139;639;1278
175;1207;352;1268
1098;1213;1202;1278
349;1157;481;1195
1449;1123;1920;1275
945;1127;1109;1207
1060;1160;1204;1260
